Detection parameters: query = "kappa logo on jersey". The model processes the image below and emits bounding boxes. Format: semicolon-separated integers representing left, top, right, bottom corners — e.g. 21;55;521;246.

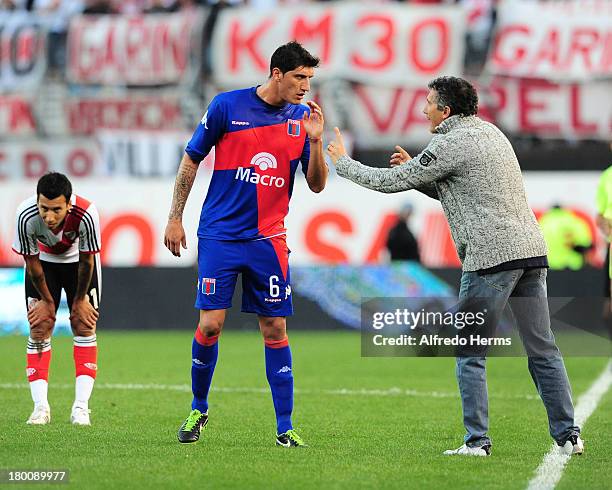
287;119;301;137
26;368;36;377
200;277;216;295
201;110;208;129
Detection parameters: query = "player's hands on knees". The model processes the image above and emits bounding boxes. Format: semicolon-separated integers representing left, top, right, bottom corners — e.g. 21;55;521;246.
390;146;412;167
70;297;99;331
303;101;324;141
164;219;187;257
325;127;347;164
27;299;56;329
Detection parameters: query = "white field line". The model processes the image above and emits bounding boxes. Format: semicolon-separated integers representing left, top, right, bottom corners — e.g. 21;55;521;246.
526;360;612;490
0;382;541;401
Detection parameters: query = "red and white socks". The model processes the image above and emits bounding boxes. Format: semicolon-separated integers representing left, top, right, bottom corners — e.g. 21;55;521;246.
26;337;51;409
25;335;98;420
73;335;98;410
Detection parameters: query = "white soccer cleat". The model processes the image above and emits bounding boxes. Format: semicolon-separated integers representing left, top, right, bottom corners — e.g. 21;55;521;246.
443;443;491;457
26;405;51;425
560;435;584;455
70;406;91;426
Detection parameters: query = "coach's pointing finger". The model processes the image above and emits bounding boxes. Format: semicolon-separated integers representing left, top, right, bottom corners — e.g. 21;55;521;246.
325;127;347;165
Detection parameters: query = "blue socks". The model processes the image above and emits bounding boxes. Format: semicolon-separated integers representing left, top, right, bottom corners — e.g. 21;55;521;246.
265;338;293;434
191;328;218;413
190;329;294;434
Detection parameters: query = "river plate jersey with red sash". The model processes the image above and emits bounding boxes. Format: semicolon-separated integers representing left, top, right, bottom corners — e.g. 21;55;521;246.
12;194;101;264
185;86;311;241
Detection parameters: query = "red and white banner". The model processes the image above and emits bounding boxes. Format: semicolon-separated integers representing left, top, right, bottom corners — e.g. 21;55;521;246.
0;95;37;137
0;140;99;180
341;77;611;146
97;130;197;177
0;12;48;91
0;173;604;268
487;0;612;81
490;78;611;140
67;12;205;86
67;94;186;135
211;5;465;87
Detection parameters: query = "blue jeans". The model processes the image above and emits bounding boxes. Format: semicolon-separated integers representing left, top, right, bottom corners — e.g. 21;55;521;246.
456;268;580;447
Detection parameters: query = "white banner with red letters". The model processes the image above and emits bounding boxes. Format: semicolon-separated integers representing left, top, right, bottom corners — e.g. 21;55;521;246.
211;4;465;87
344;78;612;145
0;140;99;180
487;0;612;81
0;172;604;268
67;12;205;86
0;133;213;179
0;95;37;136
0;12;48;92
66;93;187;135
342;77;611;146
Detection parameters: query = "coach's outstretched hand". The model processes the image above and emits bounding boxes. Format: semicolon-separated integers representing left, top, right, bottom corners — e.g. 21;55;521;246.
325;127;347;164
164;219;187;257
390;146;412;167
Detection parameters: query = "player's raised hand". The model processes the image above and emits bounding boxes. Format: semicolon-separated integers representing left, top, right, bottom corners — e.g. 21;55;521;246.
325;127;347;164
302;100;324;140
70;297;99;331
164;219;187;257
390;145;412;167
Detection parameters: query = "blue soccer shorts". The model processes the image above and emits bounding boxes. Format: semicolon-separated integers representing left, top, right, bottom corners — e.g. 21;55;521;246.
195;235;293;317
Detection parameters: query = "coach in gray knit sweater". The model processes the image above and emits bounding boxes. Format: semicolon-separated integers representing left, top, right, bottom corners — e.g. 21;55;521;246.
326;76;582;457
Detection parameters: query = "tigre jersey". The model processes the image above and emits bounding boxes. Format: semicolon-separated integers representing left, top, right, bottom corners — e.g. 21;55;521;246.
12;194;101;264
185;87;311;241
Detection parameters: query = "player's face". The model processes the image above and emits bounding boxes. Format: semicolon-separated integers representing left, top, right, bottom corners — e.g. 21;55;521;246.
277;66;314;104
37;195;72;230
423;89;449;133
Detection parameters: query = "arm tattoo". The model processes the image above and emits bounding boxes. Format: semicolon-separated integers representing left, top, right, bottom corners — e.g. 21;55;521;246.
25;257;54;303
169;157;198;220
75;255;94;300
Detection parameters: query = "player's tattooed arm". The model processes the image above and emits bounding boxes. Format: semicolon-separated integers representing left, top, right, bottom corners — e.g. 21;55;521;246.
24;255;56;329
168;154;199;220
75;253;95;301
165;154;198;257
24;255;54;304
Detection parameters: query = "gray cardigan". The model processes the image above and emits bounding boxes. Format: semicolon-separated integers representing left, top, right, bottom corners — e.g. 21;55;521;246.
335;115;547;272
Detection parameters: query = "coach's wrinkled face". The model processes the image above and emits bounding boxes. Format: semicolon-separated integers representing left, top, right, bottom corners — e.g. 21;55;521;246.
275;65;314;105
423;89;451;133
37;195;72;231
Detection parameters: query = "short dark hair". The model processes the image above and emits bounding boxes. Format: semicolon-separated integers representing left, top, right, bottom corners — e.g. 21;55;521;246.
269;41;320;76
427;76;478;117
37;172;72;202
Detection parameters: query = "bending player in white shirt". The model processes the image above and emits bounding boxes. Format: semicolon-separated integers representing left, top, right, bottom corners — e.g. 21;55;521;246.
12;172;102;426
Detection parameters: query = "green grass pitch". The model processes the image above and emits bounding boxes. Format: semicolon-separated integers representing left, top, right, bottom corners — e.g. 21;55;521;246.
0;331;610;489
